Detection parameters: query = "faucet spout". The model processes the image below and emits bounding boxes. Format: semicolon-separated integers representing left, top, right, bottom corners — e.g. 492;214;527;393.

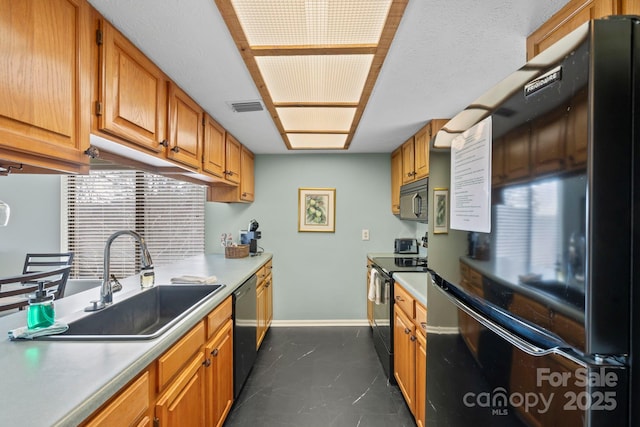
86;230;154;312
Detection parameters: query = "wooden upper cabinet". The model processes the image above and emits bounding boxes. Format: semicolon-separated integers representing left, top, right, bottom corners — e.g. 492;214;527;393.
0;0;91;173
391;147;402;214
95;18;167;153
401;137;416;184
240;146;255;202
224;134;241;184
203;114;226;178
532;108;568;176
167;83;203;170
503;125;531;183
414;125;431;180
526;0;622;60
566;89;588;168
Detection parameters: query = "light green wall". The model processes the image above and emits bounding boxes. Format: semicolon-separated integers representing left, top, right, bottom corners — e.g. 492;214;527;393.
427;150;468;328
0;175;63;274
206;153;427;322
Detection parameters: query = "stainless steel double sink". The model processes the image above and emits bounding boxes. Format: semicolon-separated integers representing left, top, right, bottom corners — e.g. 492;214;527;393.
40;284;225;341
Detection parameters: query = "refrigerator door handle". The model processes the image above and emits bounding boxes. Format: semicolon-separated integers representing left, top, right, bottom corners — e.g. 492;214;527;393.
429;272;599;369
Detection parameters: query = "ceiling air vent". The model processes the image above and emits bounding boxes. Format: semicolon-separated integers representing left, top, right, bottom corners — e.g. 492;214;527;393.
228;101;264;113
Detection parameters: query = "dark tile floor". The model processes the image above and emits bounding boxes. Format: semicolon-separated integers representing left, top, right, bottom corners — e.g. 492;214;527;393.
224;327;416;427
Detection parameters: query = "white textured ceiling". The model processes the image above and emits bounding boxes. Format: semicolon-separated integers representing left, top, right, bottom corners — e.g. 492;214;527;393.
87;0;570;154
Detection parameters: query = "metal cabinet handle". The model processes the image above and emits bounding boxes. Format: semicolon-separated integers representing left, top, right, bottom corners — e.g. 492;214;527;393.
420;322;427;331
410;335;417;342
203;359;211;367
171;146;180;153
404;327;411;334
211;348;219;357
159;139;168;147
396;296;404;302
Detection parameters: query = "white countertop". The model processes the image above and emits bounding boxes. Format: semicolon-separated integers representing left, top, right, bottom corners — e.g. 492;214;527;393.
0;253;272;427
392;273;427;307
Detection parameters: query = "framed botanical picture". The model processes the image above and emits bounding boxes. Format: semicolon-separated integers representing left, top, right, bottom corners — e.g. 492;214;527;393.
298;188;336;232
433;188;449;234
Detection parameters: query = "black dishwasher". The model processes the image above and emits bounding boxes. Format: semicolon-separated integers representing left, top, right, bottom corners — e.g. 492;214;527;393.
232;274;257;398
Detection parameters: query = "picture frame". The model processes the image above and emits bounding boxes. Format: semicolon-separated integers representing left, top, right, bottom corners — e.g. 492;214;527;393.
433;188;449;234
298;188;336;232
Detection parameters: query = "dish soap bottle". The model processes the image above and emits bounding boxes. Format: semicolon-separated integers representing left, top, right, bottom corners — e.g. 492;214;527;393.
27;282;55;329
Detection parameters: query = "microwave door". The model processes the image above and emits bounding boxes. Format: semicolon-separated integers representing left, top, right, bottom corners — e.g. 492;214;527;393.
427;271;627;426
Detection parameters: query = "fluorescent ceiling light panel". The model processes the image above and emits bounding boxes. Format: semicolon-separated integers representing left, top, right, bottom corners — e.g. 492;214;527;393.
277;107;356;131
230;0;393;46
256;55;373;103
287;133;348;149
216;0;407;149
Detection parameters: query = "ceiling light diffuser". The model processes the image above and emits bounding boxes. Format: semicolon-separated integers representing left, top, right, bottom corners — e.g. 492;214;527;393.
215;0;408;149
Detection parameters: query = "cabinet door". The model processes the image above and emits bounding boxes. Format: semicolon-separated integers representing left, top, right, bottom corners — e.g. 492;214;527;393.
526;0;617;60
532;108;567;176
413;125;431;180
224;134;241;184
566;89;588;168
155;352;207;427
492;137;505;186
393;305;415;414
98;20;167;153
205;319;234;427
391;148;402;214
256;282;266;349
265;273;273;329
0;0;90;172
415;331;426;427
504;125;530;182
168;83;203;170
401;137;416;184
85;371;151;427
240;146;255;202
202;114;226;178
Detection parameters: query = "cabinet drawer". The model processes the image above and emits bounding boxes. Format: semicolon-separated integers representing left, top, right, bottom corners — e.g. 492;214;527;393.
85;371;150;427
415;303;427;336
394;284;415;319
157;321;205;391
207;296;232;339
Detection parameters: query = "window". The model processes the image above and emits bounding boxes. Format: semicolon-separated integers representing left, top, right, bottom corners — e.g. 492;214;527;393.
64;170;206;279
494;179;561;276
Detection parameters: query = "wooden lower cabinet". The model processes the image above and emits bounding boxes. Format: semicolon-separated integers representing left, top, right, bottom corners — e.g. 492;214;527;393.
155;352;207;426
256;259;274;349
394;304;416;414
415;330;426;427
393;283;427;424
205;319;234;427
84;372;152;427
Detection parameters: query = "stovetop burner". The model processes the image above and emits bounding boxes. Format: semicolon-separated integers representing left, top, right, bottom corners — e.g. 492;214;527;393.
372;256;428;275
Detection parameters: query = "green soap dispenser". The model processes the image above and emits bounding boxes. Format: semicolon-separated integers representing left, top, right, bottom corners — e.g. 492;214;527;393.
27;282;55;329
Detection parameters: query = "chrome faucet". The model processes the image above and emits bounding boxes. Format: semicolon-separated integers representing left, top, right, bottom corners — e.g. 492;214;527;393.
85;230;154;312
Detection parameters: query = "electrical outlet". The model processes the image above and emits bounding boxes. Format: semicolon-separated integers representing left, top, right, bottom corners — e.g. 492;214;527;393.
362;229;370;241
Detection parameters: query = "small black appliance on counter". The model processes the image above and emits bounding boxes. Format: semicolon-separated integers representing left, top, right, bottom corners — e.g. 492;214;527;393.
394;238;419;254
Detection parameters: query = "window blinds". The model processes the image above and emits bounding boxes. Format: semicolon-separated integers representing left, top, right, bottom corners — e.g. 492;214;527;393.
65;170;205;279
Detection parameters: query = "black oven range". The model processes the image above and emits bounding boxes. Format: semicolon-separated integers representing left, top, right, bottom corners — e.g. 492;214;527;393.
369;256;427;382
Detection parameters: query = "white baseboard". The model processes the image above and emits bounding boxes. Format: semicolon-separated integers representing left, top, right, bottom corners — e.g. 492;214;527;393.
270;319;371;327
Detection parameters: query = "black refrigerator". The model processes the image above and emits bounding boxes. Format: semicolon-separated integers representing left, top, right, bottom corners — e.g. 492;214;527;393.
426;16;639;426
